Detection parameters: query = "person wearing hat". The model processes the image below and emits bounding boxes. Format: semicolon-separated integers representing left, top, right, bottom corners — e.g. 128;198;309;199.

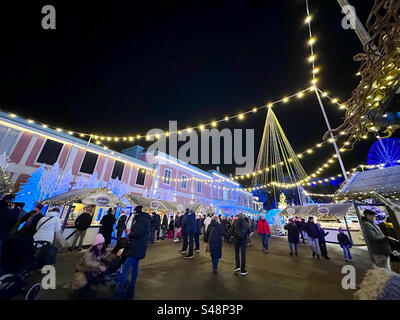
361;209;394;269
70;206;94;251
114;204;150;299
229;212;250;276
70;233;108;291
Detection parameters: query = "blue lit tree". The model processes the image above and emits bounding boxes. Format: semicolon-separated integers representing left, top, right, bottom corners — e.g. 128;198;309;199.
53;169;73;196
15;164;46;211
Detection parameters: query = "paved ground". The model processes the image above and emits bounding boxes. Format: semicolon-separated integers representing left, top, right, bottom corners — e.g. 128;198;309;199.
26;235;372;300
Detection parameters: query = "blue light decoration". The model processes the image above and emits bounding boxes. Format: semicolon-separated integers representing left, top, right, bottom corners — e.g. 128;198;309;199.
265;209;283;225
367;138;400;167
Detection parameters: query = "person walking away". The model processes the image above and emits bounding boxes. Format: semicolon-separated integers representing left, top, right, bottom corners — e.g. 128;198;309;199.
70;234;108;292
229;213;250;276
361;209;393;269
204;214;212;235
173;213;181;242
167;216;174;239
257;214;271;253
337;228;353;262
114;205;150;299
204;215;227;273
154;212;161;241
71;207;93;251
295;217;305;244
194;213;202;252
300;218;307;244
180;209;196;259
116;210;128;241
316;223;330;260
149;212;157;244
200;215;206;237
284;219;300;256
304;217;321;259
161;214;168;240
99;208;116;248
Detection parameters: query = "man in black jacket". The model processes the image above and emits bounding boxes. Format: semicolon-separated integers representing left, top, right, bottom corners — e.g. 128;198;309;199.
229;213;250;276
149;212;161;244
70;207;93;251
114;205;150;300
116;210;128;241
180;209;196;258
99;208;116;248
304;217;321;259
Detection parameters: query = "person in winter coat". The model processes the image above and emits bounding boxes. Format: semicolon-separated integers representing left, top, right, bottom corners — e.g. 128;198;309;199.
19;204;44;233
361;210;393;269
299;218;307;243
173;213;181;242
194;213;202;252
295;217;305;243
0;195;19;264
257;214;271;253
149;212;160;244
33;207;62;245
161;214;168;240
316;223;330;260
99;208;116;248
167;216;174;239
284;219;300;256
114;205;150;300
204;215;227;273
304;217;321;259
229;213;250;276
204;214;212;234
337;228;353;262
116;210;128;241
180;209;196;259
71;207;93;251
70;234;107;291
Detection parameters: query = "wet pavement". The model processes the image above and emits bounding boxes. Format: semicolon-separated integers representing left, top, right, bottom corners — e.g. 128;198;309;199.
26;235;372;300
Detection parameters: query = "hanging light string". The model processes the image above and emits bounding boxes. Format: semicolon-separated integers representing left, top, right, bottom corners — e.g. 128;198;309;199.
303;191;335;198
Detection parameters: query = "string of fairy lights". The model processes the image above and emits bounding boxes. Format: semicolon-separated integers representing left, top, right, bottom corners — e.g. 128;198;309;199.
2;1;396;196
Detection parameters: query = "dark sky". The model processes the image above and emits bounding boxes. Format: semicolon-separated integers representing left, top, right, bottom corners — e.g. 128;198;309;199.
1;0;395;191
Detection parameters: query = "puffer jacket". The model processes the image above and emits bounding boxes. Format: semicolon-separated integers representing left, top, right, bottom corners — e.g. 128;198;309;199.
70;250;107;290
33;210;61;244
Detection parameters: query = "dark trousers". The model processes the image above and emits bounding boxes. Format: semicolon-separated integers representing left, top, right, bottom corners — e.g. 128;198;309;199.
149;227;156;244
194;233;200;250
234;242;247;272
212;258;219;270
117;229;124;241
181;232;194;256
156;227;161;240
319;242;328;258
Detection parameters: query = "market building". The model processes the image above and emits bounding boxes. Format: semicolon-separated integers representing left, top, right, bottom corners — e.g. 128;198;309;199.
0;110;258;216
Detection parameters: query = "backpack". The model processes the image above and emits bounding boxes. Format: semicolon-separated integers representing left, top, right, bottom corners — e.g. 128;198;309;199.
230;220;247;242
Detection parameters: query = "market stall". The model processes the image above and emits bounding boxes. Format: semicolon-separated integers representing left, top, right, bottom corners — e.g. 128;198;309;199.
335;165;400;264
41;187;125;247
279;203;366;245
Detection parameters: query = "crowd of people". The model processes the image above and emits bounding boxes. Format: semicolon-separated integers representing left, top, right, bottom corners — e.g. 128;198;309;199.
1;192;399;300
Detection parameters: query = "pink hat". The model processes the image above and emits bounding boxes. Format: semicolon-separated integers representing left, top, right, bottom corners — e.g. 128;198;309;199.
93;234;105;246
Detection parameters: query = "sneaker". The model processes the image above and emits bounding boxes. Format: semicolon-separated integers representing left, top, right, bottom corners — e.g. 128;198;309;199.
184;255;194;259
180;250;188;254
173;240;179;243
195;249;200;253
241;271;248;276
295;252;298;256
325;256;330;260
317;255;320;259
312;252;316;258
234;267;241;273
212;269;218;274
289;252;293;256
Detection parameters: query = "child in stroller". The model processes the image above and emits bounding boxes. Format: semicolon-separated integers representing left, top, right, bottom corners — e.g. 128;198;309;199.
70;235;128;298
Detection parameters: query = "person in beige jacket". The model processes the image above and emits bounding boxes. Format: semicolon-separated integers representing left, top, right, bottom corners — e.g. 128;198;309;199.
70;234;107;290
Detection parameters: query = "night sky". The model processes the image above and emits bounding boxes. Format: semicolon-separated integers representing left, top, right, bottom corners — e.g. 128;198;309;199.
0;0;396;192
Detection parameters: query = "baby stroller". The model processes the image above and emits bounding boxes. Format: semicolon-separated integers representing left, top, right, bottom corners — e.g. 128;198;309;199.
84;238;129;288
0;237;56;300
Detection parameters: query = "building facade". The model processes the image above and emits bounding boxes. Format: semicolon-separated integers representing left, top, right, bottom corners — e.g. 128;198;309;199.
0;111;257;215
